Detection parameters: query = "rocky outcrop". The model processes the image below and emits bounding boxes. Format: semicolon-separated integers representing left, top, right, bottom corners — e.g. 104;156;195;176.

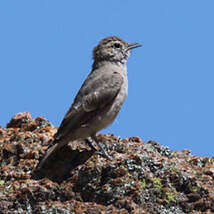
0;113;214;213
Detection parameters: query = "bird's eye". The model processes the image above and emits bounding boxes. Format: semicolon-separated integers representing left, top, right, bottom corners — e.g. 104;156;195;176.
113;43;121;48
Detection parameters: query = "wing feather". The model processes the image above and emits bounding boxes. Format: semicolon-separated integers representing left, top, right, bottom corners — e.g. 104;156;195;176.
55;71;123;140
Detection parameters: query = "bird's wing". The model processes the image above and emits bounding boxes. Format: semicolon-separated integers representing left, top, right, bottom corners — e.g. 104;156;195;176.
55;71;123;140
36;71;123;170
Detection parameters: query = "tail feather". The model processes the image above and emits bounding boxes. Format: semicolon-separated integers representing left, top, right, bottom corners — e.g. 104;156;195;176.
36;139;67;170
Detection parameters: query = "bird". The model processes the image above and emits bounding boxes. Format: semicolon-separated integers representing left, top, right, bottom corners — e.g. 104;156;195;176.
37;36;141;169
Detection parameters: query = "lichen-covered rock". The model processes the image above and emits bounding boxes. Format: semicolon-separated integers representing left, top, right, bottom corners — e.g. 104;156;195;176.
0;113;214;213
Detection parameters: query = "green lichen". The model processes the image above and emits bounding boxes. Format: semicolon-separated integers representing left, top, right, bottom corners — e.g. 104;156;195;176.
208;158;214;165
169;163;177;172
189;185;198;193
165;191;177;204
0;180;5;185
152;177;162;190
140;179;146;189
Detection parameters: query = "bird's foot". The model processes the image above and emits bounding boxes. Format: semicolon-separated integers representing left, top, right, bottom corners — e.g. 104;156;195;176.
94;150;114;160
86;136;113;160
91;135;113;161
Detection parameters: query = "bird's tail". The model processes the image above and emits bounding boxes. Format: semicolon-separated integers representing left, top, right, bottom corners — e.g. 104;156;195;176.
36;139;67;170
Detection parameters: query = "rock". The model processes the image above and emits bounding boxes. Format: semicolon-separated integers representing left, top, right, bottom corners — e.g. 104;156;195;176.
0;113;214;213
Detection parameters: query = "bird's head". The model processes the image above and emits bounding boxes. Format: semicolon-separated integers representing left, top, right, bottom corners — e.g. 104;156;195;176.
93;36;141;64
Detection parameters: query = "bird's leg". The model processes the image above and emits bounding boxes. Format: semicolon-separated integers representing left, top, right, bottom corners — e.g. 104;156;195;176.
85;138;97;151
91;135;113;160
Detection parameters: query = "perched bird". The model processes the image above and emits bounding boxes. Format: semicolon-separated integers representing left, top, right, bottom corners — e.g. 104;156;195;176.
37;36;141;169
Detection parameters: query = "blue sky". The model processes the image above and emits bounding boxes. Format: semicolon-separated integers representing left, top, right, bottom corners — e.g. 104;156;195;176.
1;1;214;157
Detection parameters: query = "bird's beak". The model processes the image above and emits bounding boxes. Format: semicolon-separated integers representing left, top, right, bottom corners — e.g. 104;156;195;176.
127;42;141;51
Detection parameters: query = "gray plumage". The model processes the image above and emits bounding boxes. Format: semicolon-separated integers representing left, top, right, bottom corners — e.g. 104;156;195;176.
37;36;140;168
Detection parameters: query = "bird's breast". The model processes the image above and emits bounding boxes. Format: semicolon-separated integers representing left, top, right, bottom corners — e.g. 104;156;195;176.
109;73;128;115
87;66;128;133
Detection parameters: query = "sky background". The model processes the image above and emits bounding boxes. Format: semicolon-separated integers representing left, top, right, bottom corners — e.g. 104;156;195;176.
0;1;214;157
